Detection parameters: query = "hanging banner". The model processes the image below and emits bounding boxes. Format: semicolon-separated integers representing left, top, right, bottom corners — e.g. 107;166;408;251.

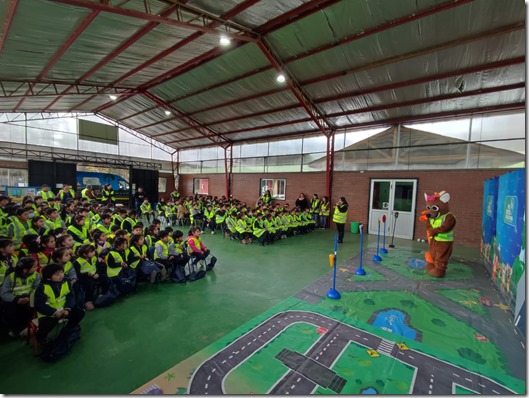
481;177;498;273
493;169;525;306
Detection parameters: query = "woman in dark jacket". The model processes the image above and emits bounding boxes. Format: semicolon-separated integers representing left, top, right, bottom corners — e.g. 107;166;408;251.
295;193;309;211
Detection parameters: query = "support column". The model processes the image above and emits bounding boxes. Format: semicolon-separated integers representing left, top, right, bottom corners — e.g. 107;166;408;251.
171;149;180;194
325;131;335;202
224;144;233;199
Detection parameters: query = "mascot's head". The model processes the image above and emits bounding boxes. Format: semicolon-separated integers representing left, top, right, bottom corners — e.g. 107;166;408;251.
424;191;450;219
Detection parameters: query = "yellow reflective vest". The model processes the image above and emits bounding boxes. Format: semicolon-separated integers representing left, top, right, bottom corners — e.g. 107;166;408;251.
332;205;348;224
37;282;70;318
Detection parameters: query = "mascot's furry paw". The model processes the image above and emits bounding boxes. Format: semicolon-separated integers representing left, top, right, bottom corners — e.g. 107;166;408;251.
425;262;435;271
428;267;446;278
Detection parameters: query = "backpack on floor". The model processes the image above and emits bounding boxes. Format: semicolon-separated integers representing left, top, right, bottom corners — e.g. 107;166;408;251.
139;260;161;276
40;324;81;362
206;256;217;271
115;266;136;295
186;260;206;282
170;265;186;284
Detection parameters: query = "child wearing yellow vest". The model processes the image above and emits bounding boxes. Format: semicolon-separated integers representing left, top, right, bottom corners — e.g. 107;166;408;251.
34;263;84;345
0;257;40;337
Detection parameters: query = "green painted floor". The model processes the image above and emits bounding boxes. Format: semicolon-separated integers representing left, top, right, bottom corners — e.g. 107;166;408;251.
0;230;481;394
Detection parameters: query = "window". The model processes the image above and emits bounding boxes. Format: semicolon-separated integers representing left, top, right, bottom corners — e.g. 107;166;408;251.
193;178;209;195
260;178;286;201
158;177;167;193
0;168;28;188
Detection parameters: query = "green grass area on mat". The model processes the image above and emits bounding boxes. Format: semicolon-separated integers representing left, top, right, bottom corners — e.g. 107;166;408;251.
183;296;525;394
376;250;474;280
437;288;491;318
224;322;321;394
454;384;478;394
343;266;386;282
319;291;505;371
314;341;415;394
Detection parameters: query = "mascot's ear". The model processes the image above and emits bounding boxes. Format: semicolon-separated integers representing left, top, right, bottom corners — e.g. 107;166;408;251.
439;191;450;203
424;193;429;201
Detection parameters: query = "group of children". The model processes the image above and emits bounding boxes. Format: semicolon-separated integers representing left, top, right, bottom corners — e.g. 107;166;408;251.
156;195;323;246
0;194;217;355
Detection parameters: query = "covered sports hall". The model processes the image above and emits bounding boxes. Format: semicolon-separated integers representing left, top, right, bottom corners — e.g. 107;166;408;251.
0;0;525;394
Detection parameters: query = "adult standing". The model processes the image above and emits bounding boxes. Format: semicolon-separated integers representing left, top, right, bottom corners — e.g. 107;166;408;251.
81;185;96;203
134;187;145;213
295;193;309;211
58;184;76;204
36;184;55;202
333;196;349;243
101;184;116;206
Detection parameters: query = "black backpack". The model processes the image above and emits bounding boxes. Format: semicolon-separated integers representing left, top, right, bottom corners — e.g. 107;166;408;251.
115;266;136;295
170;265;187;284
40;325;81;362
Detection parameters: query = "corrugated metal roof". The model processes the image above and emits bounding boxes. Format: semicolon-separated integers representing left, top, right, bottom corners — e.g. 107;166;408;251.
0;0;524;150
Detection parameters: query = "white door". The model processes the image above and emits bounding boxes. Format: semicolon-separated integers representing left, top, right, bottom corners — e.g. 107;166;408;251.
368;179;417;240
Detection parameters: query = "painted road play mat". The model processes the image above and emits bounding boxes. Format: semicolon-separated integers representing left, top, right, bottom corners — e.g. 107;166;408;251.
133;248;526;395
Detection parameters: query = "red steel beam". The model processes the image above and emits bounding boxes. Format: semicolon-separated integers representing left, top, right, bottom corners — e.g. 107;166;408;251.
178;102;525;149
141;91;231;148
156;56;525;134
167;22;524;121
257;39;333;136
117;0;474;126
0;0;19;56
91;0;262;114
94;0;339;115
14;10;99;112
165;83;524;144
49;0;256;41
44;4;181;112
254;0;341;34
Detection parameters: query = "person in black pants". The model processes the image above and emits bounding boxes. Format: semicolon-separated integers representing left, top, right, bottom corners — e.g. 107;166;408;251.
134;187;146;214
333;196;349;243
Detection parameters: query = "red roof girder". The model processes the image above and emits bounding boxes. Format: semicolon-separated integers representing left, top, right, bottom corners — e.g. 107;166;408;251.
257;39;333;136
166;82;524;145
116;0;477;123
49;0;256;41
178;102;525;149
43;3;183;112
0;0;19;56
89;0;263;114
171;22;524;120
93;0;342;114
14;10;100;112
140;91;231;148
153;56;524;135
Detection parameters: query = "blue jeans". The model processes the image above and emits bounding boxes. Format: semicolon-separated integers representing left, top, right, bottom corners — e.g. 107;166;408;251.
319;215;328;228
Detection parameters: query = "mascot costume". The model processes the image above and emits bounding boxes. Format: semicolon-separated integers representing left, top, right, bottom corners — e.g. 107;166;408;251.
422;191;456;278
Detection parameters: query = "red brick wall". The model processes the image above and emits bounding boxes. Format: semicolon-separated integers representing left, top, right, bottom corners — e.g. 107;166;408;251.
179;169;512;247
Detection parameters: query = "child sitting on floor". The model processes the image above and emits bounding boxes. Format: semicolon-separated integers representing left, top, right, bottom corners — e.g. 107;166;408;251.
34;263;85;346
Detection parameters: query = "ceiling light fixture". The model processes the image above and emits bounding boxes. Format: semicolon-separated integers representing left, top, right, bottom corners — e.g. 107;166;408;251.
165;110;172;116
276;74;286;83
109;94;118;100
219;35;231;46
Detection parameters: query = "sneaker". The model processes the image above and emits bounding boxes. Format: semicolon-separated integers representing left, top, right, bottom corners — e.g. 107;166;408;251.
211;231;215;235
85;301;95;311
8;331;15;338
241;239;247;245
19;328;29;338
248;238;252;243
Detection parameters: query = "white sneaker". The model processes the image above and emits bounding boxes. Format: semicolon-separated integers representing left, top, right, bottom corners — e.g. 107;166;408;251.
211;231;215;235
19;328;28;338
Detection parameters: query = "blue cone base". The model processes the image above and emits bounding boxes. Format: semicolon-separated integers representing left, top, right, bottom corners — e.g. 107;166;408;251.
373;255;382;262
355;267;366;276
380;248;388;254
327;288;341;299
